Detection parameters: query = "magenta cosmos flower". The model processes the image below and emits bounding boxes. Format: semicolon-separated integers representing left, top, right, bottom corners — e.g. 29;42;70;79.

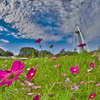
88;94;97;99
90;63;95;68
35;38;42;43
33;94;40;100
70;66;80;74
61;48;65;51
77;43;86;47
26;68;36;79
49;45;54;48
0;61;25;86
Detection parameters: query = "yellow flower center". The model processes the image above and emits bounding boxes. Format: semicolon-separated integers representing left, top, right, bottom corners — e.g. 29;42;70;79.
31;73;34;76
74;69;76;71
91;95;94;98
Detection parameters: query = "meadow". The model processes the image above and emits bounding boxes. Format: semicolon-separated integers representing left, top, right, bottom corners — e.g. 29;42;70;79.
0;52;100;100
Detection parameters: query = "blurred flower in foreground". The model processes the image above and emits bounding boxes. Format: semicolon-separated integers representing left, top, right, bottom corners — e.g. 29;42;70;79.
27;93;34;95
33;94;40;100
54;64;59;67
52;58;57;61
49;45;54;48
92;54;97;57
90;63;95;68
26;68;36;80
62;73;67;76
0;61;25;86
35;38;42;43
70;66;80;74
88;93;97;99
61;48;65;51
77;43;86;47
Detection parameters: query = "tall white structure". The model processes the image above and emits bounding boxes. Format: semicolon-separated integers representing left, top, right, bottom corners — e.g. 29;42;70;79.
73;25;90;53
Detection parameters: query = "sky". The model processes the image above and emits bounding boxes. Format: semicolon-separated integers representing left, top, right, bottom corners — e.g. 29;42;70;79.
0;0;100;55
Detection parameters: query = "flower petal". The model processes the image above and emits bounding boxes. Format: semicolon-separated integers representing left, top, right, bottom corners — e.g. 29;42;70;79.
0;79;8;85
10;61;21;72
0;70;11;76
8;79;13;86
26;68;36;80
14;70;24;81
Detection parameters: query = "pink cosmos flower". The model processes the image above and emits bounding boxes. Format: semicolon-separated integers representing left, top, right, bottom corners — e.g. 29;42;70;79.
54;64;59;67
35;38;42;43
88;93;97;99
33;94;40;100
70;66;80;74
62;73;67;76
77;43;86;47
21;80;34;86
0;61;25;86
61;48;65;51
92;54;97;57
70;83;79;91
26;68;36;79
52;58;57;61
32;86;41;89
27;93;34;95
90;63;95;68
49;45;54;48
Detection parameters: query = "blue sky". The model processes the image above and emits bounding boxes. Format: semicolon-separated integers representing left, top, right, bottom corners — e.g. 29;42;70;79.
0;0;100;55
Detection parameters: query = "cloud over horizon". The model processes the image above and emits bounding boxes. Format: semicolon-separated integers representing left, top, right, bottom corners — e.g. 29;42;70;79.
0;0;100;43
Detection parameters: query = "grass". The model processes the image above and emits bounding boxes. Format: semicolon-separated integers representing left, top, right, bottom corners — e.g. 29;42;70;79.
0;52;100;100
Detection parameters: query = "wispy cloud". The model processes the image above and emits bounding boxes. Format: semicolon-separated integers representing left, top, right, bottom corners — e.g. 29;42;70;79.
0;0;100;42
0;39;9;43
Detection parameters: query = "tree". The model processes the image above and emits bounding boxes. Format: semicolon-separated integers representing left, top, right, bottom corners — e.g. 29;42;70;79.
18;47;39;57
6;50;14;56
0;48;6;56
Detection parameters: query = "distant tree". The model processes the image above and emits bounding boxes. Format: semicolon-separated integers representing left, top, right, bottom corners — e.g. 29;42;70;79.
59;50;66;56
0;48;6;56
18;47;39;57
40;50;53;57
6;50;14;56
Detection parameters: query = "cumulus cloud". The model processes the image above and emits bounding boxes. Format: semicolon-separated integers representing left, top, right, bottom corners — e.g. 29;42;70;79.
0;0;100;42
0;39;9;43
67;38;73;44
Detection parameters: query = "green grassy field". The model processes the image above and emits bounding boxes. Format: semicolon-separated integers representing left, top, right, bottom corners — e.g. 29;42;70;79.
0;52;100;100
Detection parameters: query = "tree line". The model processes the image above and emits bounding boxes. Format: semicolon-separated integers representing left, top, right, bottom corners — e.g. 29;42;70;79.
0;47;98;58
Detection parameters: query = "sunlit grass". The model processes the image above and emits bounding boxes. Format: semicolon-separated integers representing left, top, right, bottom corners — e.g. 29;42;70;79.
0;52;100;100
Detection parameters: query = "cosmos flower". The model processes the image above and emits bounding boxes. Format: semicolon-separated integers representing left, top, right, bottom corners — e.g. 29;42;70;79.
90;63;95;68
77;43;86;47
26;68;36;80
49;45;54;48
70;66;80;74
54;64;59;67
52;58;57;61
35;38;42;43
21;80;34;86
0;61;25;86
61;48;65;51
88;94;97;99
70;83;79;91
33;94;40;100
92;54;97;57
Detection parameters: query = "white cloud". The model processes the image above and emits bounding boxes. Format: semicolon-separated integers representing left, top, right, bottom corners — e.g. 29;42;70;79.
0;39;9;43
0;0;100;42
67;38;73;44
